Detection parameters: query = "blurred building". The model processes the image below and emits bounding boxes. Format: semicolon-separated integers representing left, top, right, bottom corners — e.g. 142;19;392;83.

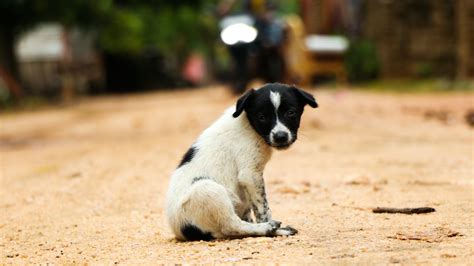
300;0;474;79
15;23;105;99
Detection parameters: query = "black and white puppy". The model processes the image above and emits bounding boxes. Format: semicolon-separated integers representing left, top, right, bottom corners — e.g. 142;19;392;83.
166;83;318;241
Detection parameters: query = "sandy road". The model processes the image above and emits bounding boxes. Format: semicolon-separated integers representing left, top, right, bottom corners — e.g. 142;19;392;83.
1;86;473;264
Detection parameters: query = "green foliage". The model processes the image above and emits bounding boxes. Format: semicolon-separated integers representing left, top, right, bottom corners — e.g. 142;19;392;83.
276;0;299;15
0;0;113;31
358;79;474;92
0;0;219;56
98;3;218;56
0;82;10;107
414;63;433;78
99;8;145;54
345;39;380;82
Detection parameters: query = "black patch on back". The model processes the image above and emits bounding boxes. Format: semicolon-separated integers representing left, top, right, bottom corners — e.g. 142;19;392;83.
191;176;210;184
178;146;197;167
181;224;214;241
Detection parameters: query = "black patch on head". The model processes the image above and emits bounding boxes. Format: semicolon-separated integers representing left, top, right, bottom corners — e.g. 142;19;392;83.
292;86;318;108
233;89;255;118
181;224;214;241
233;83;317;148
178;146;197;167
191;176;210;184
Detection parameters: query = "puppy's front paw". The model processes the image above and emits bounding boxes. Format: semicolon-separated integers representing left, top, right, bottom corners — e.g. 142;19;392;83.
275;225;298;236
266;220;282;233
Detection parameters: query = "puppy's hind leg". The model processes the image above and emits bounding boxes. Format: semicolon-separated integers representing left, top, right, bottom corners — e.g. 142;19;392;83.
182;180;281;240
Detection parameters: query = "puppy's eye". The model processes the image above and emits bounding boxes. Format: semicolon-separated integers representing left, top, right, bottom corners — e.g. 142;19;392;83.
286;110;296;118
258;114;266;122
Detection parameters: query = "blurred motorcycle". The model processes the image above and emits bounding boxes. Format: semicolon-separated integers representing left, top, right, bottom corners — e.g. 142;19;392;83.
219;13;285;94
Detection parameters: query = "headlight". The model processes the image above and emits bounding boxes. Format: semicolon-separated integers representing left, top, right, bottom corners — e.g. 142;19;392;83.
220;23;257;45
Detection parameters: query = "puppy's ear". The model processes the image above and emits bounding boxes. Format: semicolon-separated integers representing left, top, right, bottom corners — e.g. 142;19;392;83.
292;86;318;108
232;89;254;118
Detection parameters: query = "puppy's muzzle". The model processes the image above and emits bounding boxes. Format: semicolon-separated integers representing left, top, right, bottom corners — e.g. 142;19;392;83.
270;131;292;149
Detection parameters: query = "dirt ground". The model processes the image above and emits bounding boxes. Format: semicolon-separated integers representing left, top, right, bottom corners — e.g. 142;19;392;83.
1;86;473;264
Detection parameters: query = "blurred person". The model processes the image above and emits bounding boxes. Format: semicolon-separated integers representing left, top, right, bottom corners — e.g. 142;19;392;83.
218;0;286;94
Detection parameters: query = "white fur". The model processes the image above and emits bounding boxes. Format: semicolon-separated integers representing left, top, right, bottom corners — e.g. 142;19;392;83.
166;106;294;240
270;91;281;110
270;120;292;143
269;91;293;144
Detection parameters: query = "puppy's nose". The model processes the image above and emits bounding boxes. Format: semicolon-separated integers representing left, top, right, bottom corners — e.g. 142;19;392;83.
273;131;289;144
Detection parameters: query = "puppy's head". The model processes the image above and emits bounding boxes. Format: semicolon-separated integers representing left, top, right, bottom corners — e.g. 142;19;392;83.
232;83;318;149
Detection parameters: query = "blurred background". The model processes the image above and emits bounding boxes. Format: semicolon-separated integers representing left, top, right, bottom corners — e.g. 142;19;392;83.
1;2;473;263
0;0;473;107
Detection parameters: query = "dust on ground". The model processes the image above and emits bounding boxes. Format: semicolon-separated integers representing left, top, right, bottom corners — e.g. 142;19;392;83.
1;86;473;264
